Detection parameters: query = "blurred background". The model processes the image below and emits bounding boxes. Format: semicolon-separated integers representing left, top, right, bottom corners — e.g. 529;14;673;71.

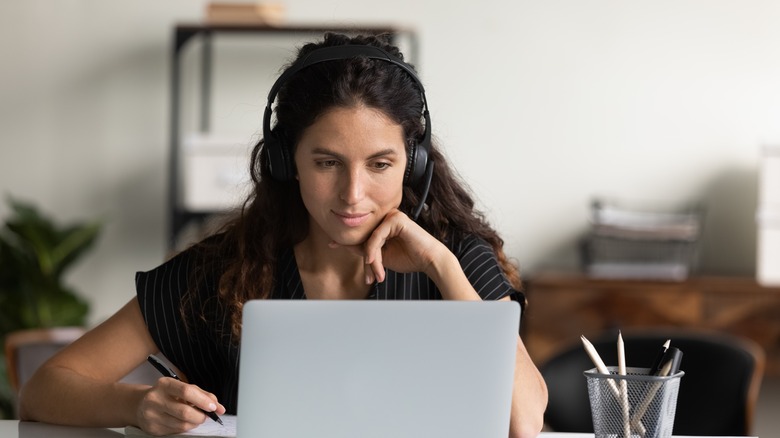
3;0;779;324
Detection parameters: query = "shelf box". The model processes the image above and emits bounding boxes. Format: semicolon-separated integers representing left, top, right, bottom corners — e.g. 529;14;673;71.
181;135;252;212
757;145;780;286
760;145;780;208
757;210;780;287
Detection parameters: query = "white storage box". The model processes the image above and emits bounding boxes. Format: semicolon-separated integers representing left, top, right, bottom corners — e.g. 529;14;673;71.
759;145;780;208
181;135;253;212
757;210;780;286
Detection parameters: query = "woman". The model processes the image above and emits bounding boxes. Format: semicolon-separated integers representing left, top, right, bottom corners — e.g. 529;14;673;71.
19;33;547;437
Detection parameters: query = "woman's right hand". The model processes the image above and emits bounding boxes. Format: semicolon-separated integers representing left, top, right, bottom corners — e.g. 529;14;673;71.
19;298;227;431
136;377;226;436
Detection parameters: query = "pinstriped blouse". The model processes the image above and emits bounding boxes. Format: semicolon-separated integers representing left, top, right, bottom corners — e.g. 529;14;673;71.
135;233;517;415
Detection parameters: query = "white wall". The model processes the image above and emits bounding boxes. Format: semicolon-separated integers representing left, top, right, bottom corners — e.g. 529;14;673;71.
2;0;780;325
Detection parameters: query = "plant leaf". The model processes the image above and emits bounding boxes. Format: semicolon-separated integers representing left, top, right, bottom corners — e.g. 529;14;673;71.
50;221;102;278
36;284;89;326
4;199;59;277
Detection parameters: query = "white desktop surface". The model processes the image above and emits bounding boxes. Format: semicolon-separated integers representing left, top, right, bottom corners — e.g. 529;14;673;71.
0;421;758;438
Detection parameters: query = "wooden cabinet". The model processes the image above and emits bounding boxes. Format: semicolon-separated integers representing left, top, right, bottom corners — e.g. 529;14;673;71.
523;271;780;375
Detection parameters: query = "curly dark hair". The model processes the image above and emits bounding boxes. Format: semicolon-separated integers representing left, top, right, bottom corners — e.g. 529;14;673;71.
187;33;521;340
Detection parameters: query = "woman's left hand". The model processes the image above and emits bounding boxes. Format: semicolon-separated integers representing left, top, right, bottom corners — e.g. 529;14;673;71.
330;209;447;284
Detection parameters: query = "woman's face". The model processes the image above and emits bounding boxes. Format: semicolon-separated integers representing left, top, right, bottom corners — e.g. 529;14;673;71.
294;105;407;247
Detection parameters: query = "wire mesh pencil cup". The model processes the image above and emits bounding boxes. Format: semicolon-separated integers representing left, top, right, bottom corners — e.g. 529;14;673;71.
584;367;684;438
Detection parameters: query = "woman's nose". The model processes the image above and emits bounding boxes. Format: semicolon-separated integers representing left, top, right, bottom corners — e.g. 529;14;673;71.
339;167;365;204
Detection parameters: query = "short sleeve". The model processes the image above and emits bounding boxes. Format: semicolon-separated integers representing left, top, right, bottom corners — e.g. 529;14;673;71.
453;234;516;301
135;250;199;371
135;249;233;410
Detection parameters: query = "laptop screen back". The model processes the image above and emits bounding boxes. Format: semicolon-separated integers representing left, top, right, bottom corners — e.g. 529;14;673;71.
237;300;520;438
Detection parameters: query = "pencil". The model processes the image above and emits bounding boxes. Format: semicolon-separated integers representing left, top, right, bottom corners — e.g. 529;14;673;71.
617;332;631;438
580;335;622;400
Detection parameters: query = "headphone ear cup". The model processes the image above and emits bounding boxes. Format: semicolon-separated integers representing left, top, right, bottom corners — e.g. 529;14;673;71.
404;141;428;187
405;109;432;187
264;130;295;182
404;143;416;186
263;104;295;182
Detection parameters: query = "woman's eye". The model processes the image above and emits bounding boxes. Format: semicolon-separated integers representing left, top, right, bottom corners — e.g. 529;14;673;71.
373;162;391;170
317;160;339;168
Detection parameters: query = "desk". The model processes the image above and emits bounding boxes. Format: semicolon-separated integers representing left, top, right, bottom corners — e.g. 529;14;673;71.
0;421;757;438
1;420;124;437
524;271;780;376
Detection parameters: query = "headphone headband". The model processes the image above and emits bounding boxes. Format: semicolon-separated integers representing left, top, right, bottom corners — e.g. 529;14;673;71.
266;45;426;107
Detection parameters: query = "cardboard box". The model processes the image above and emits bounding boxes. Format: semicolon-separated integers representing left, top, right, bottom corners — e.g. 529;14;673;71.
205;2;285;25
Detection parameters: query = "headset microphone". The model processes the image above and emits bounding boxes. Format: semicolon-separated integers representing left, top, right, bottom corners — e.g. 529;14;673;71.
411;160;434;221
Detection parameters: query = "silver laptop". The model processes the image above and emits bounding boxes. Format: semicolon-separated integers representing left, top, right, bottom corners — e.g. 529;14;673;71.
237;300;520;438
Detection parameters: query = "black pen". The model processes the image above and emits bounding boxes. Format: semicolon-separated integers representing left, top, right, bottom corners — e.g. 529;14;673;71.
653;346;683;376
649;339;671;375
146;354;224;425
659;347;683;375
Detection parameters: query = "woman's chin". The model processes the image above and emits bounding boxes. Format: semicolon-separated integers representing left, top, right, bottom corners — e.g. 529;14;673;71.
330;230;371;247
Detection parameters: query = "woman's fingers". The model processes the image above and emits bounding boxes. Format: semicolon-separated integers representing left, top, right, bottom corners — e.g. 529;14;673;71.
154;411;205;435
366;248;385;284
137;377;224;435
330;209;444;282
363;212;399;265
163;378;223;415
138;396;203;435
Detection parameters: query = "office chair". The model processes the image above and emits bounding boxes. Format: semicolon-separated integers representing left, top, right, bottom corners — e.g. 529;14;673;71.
540;329;765;436
4;327;86;394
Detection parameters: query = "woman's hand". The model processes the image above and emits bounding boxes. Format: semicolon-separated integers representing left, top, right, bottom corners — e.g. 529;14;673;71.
330;209;447;283
330;208;481;300
135;377;226;436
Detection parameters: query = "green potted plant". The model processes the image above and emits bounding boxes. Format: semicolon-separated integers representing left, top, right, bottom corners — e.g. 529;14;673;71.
0;197;102;419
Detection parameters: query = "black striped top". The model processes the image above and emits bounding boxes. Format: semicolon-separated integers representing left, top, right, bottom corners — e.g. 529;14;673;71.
135;233;517;414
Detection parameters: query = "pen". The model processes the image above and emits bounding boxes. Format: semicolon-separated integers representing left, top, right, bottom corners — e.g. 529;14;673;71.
655;347;683;376
146;354;224;425
649;339;671;375
632;347;683;436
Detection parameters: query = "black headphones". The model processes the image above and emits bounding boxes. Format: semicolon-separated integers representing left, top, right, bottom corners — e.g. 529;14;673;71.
262;44;432;189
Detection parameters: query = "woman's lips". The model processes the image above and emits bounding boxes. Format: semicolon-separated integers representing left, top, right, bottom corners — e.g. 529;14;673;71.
333;211;370;227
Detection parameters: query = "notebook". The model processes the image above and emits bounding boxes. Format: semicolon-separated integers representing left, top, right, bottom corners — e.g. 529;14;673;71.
237;300;520;438
124;415;236;437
